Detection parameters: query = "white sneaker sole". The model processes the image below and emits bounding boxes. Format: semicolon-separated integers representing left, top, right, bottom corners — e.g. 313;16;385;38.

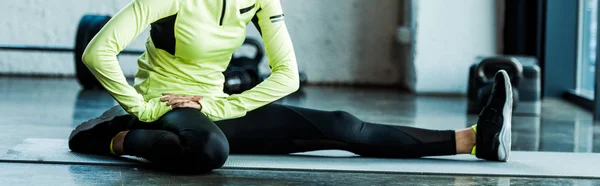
497;70;512;162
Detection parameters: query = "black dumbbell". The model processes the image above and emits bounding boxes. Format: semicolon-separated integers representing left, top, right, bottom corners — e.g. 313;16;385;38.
224;38;265;94
473;57;522;111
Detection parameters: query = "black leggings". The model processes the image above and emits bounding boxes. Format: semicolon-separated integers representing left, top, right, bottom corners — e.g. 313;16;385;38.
115;104;456;172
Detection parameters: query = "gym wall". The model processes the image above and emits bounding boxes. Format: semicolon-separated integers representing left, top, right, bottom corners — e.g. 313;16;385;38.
0;0;406;87
413;0;498;94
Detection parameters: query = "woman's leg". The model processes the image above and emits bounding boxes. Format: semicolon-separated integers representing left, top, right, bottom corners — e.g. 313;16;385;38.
217;70;512;161
69;107;229;173
123;108;229;172
215;104;462;158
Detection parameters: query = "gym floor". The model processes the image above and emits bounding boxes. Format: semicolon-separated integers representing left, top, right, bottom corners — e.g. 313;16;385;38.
1;77;599;185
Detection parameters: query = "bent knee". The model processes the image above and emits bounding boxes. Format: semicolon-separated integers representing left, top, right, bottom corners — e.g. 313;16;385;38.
166;131;229;172
330;111;359;126
151;132;185;154
152;132;229;173
187;131;230;169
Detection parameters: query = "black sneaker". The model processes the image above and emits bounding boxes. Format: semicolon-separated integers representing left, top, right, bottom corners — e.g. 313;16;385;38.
68;106;129;155
475;70;512;162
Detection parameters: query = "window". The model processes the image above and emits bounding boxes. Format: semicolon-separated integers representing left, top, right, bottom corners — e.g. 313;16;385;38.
577;0;598;99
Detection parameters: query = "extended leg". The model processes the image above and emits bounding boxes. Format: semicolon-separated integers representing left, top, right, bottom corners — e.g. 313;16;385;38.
216;104;460;158
217;70;512;161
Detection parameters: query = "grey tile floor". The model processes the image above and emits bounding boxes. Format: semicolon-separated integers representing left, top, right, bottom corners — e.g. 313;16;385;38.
1;77;600;185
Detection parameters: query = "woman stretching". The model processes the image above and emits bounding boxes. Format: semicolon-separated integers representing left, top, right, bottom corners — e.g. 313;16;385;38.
69;0;513;173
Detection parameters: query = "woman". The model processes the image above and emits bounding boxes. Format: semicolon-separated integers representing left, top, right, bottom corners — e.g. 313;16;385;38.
69;0;512;173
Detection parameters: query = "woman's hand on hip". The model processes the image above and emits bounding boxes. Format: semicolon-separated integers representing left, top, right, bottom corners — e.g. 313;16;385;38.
160;93;203;110
133;97;173;123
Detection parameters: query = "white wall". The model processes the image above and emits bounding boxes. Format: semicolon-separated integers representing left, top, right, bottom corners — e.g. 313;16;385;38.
0;0;144;76
414;0;497;93
0;0;405;86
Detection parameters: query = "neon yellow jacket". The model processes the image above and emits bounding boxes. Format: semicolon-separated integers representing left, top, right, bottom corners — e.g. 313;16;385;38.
82;0;299;122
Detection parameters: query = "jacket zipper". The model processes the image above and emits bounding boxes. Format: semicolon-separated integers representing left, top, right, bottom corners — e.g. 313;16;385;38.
219;0;226;26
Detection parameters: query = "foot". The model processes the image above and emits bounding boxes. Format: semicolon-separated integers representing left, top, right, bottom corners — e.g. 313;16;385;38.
68;106;129;155
475;70;512;162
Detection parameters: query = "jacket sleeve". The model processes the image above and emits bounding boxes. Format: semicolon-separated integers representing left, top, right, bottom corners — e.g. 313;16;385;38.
82;0;179;122
199;0;300;121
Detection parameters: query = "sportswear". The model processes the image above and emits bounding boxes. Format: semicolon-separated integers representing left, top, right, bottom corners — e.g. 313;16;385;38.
82;0;299;122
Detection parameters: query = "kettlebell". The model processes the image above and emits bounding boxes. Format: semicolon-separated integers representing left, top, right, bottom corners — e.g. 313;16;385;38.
223;38;265;94
474;57;523;111
229;38;264;70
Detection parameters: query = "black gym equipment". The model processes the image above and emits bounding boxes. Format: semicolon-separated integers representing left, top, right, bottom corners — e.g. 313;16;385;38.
224;38;308;94
0;14;307;93
224;38;265;94
468;56;522;113
467;56;541;115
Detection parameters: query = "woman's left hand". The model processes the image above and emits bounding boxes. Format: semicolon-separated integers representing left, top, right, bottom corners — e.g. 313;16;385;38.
160;93;203;110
